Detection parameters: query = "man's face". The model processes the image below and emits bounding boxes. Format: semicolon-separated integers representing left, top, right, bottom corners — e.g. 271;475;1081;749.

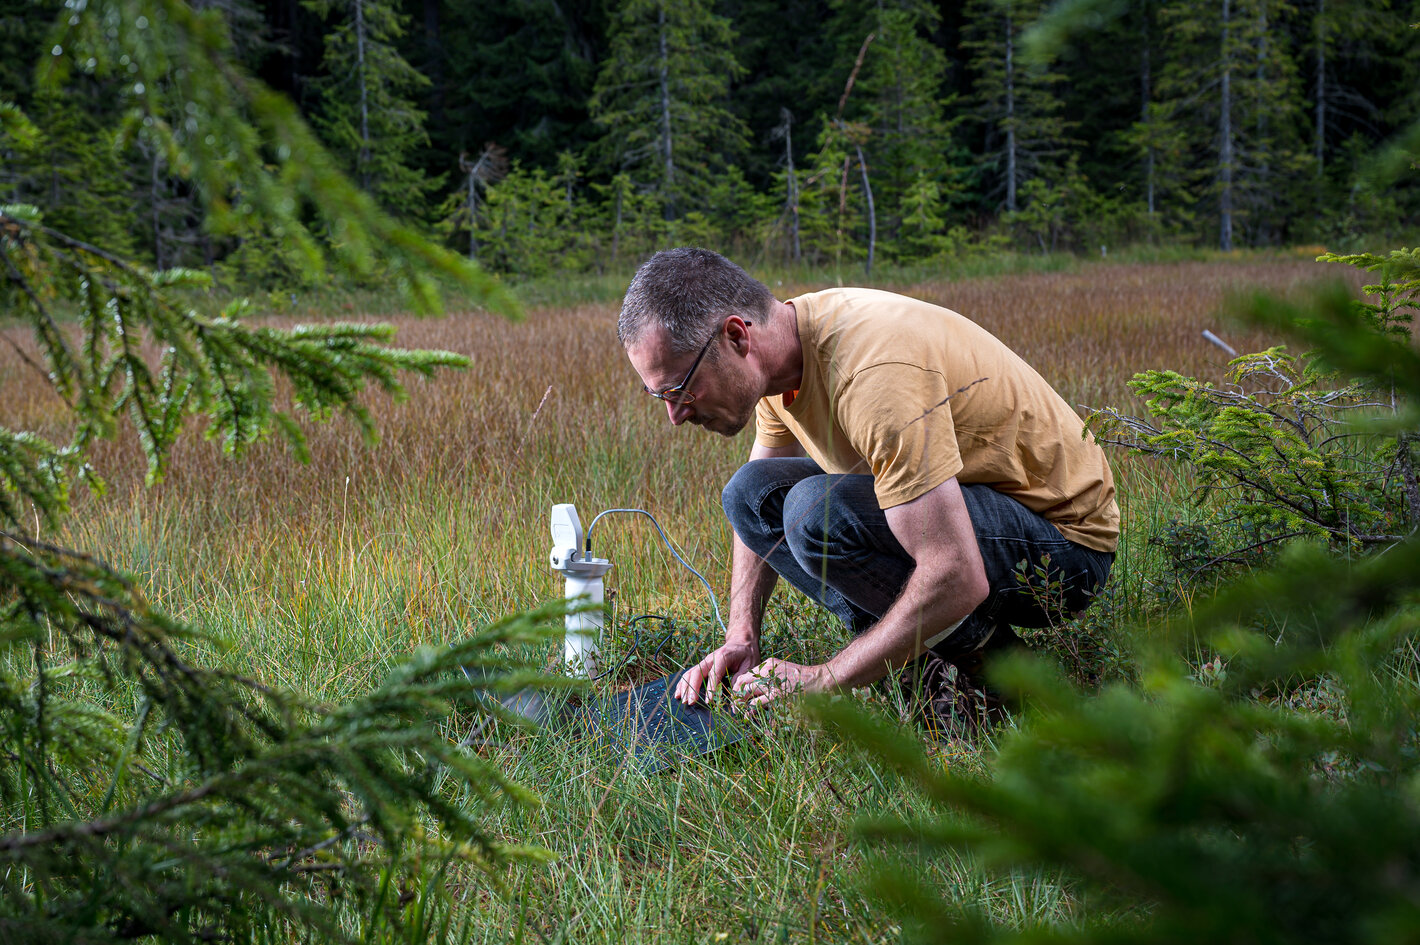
626;325;759;437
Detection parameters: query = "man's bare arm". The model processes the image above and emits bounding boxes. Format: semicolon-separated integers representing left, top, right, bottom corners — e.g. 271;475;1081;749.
821;477;988;689
675;440;804;705
733;476;988;702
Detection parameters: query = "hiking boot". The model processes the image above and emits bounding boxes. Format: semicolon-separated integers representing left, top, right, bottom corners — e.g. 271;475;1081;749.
897;652;1008;740
950;624;1026;699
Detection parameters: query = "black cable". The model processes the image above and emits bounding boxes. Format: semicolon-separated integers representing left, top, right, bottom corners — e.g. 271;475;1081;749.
584;507;727;634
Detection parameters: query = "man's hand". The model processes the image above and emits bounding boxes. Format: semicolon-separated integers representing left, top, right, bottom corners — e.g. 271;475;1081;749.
731;659;834;710
675;441;800;707
674;636;761;706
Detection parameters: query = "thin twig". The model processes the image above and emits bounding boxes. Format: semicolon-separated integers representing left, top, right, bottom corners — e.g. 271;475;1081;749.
511;385;554;466
836;35;875;121
0;238;77;408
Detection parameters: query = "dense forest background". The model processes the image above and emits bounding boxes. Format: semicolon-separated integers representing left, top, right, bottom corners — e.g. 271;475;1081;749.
3;0;1418;284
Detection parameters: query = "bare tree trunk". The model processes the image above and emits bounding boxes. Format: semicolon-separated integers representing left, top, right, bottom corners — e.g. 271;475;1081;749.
779;108;801;263
1315;0;1326;177
151;147;165;270
422;0;445;137
833;35;875;277
1219;0;1234;252
612;182;623;264
465;165;478;261
355;0;371;192
657;1;675;222
1005;7;1018;214
1142;2;1155;218
789;157;801;264
855;140;875;277
459;146;505;260
1256;3;1268;123
1254;0;1270;243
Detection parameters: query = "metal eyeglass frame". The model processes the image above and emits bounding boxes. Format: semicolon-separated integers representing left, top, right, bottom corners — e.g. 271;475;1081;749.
642;320;751;406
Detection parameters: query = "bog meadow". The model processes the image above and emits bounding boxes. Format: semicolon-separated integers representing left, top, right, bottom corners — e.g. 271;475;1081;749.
3;0;1420;942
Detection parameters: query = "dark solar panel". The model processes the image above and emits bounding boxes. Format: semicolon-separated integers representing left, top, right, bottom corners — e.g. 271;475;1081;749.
488;668;746;773
581;668;745;773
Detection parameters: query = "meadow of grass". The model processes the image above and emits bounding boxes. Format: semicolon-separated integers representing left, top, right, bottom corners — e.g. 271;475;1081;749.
0;256;1356;941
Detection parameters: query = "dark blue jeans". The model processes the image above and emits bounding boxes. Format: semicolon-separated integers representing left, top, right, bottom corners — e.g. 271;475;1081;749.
721;457;1114;661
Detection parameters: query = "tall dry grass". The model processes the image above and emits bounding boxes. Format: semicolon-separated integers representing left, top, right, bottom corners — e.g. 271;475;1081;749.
0;260;1344;626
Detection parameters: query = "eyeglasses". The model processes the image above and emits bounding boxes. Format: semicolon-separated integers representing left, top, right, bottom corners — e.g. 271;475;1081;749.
643;321;750;406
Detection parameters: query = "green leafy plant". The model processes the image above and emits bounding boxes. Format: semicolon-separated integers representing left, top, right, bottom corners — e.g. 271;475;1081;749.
1007;554;1128;688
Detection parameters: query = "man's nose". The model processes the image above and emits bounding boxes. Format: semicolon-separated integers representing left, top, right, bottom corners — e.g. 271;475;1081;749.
666;399;694;425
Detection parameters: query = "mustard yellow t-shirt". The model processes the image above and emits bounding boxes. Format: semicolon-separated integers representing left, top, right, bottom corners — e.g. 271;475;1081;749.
754;288;1119;553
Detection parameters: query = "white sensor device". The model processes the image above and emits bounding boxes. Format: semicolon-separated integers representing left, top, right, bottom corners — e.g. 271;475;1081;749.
549;503;612;677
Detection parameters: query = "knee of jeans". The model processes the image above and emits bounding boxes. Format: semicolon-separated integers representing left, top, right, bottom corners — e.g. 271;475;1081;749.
781;476;833;552
722;460;783;534
1067;556;1114;614
721;466;755;532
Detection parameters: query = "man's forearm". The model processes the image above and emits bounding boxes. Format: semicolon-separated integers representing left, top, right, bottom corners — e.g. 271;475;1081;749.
820;564;981;691
725;531;778;644
729;477;989;707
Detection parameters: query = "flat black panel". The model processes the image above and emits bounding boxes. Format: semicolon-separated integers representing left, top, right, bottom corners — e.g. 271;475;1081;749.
491;669;745;773
582;668;745;773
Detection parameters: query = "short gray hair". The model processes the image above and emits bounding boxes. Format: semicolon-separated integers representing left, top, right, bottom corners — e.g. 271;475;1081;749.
618;247;776;355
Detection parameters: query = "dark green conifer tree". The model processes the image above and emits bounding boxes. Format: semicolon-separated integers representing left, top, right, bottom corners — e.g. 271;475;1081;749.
1308;0;1398;187
960;0;1076;217
1239;0;1311;244
1048;0;1178;243
0;0;49;128
827;0;961;260
0;0;138;255
589;0;749;225
303;0;443;217
719;0;838;189
1310;0;1420;240
472;161;589;276
17;89;139;258
422;0;601;173
1155;0;1310;248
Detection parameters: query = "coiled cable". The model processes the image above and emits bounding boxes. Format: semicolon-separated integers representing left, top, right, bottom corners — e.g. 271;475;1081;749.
585;507;727;635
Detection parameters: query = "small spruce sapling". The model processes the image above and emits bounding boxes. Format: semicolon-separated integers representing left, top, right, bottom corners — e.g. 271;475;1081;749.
1088;251;1419;570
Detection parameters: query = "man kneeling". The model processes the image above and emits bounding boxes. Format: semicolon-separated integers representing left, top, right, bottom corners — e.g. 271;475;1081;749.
620;248;1118;730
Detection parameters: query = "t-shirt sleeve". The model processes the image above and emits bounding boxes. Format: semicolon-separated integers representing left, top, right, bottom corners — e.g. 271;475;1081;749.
754;397;798;448
836;364;963;508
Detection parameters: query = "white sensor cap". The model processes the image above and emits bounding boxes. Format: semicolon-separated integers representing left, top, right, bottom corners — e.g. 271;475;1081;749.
550;503;584;553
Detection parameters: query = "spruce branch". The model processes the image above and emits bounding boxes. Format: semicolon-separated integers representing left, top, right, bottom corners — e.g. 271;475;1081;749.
2;7;546;940
1;530;570;940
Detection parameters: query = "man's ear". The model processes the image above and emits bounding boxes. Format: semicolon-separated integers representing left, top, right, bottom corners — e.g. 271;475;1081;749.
726;315;752;353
